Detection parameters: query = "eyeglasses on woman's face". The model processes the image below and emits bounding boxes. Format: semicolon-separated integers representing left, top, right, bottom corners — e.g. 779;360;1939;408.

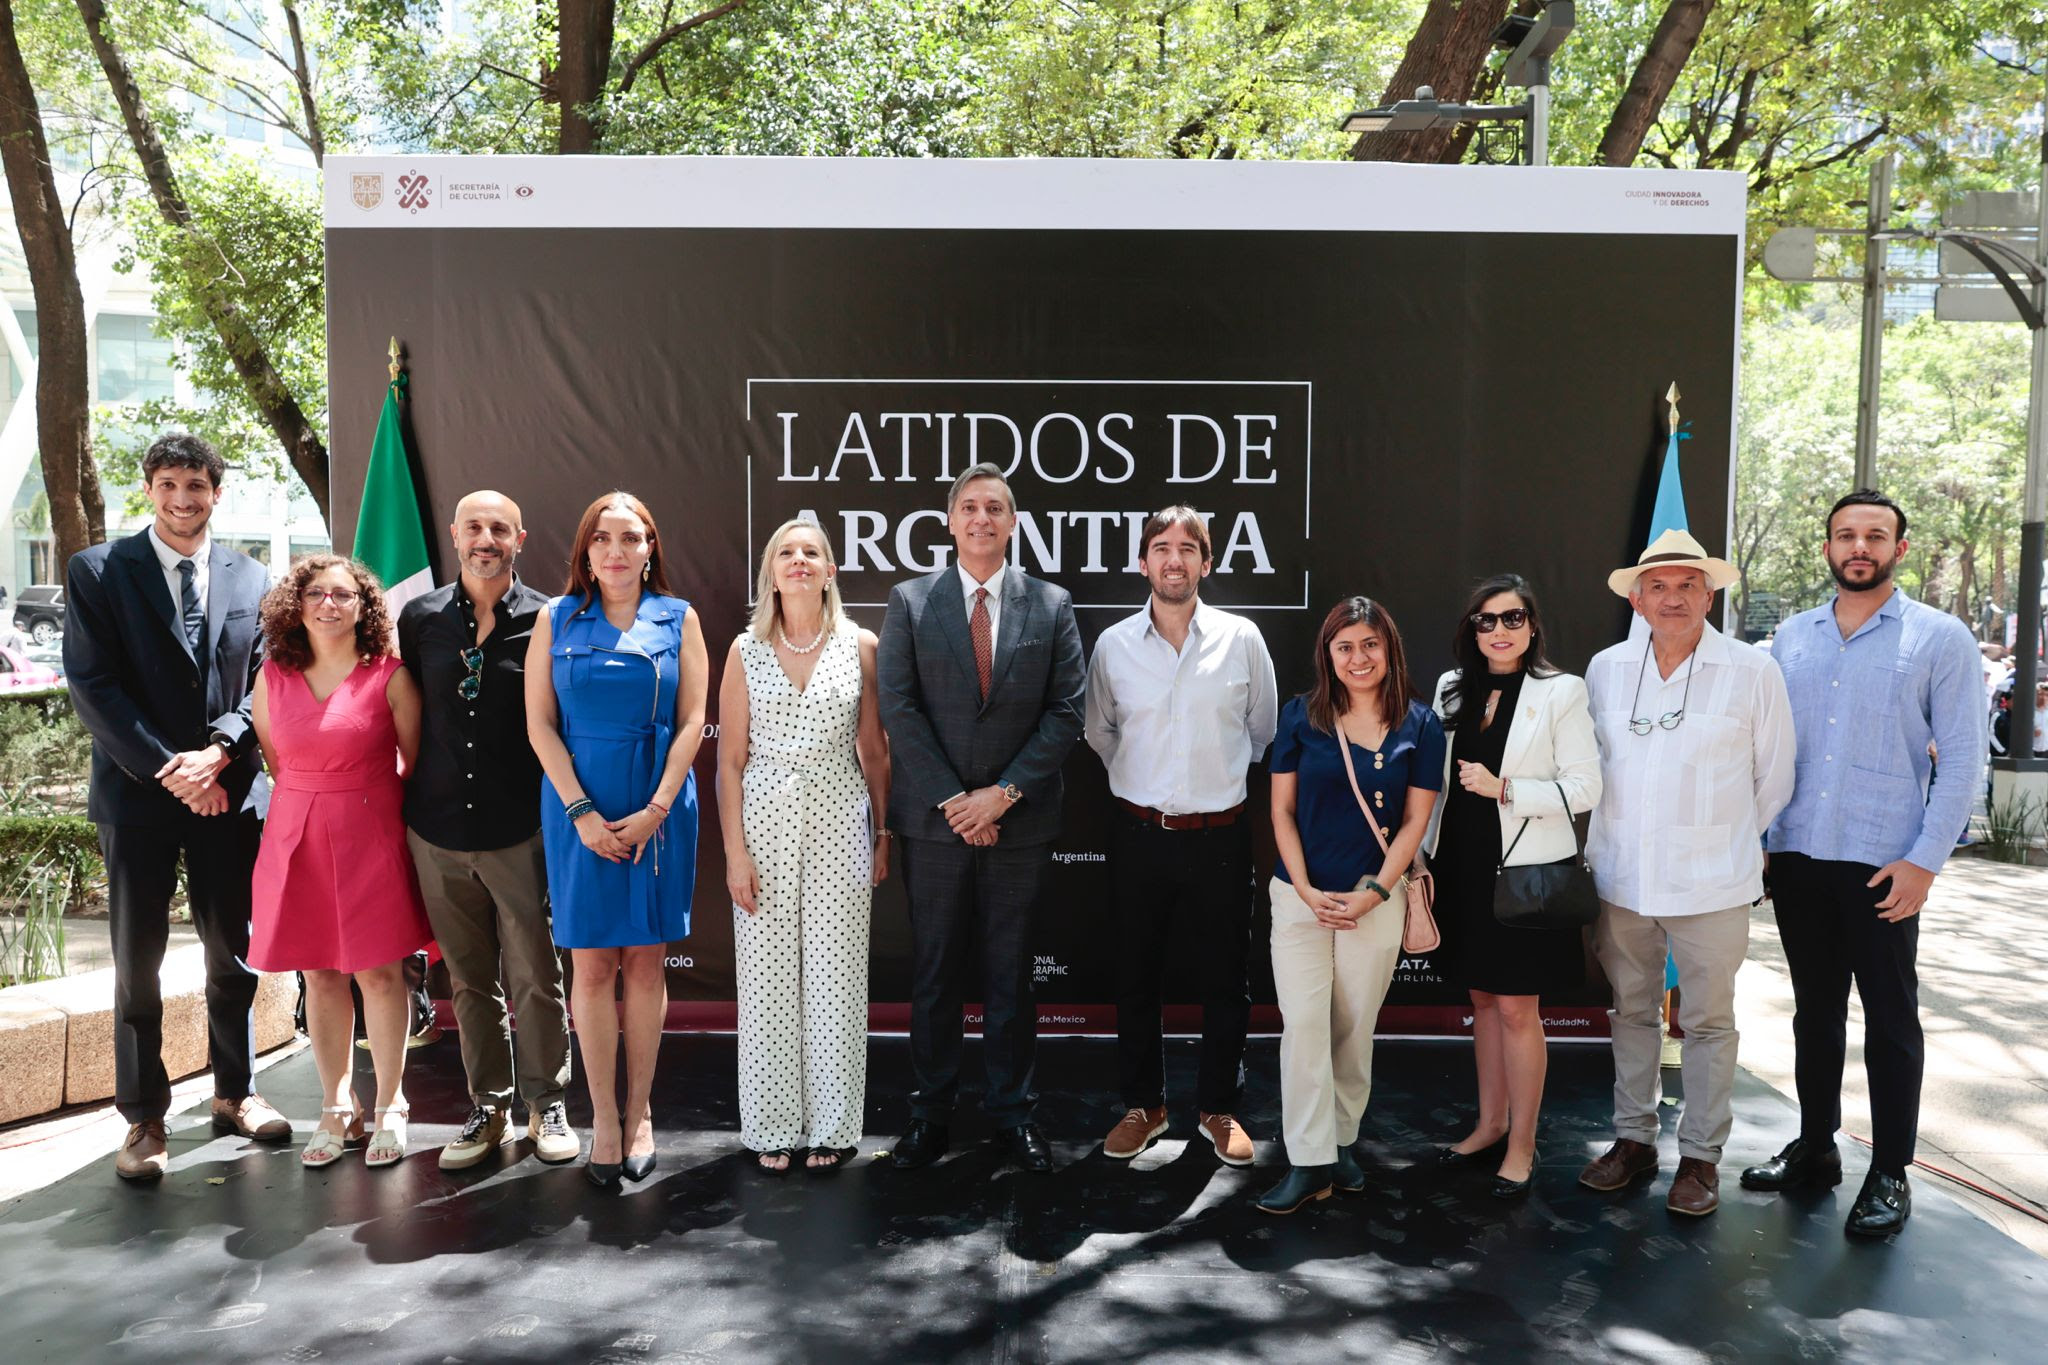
300;586;359;607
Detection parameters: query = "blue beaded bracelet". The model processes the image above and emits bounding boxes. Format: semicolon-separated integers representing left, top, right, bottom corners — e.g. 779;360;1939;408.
563;798;595;820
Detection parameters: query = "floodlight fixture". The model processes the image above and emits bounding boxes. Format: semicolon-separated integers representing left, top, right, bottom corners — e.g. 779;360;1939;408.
1341;1;1574;164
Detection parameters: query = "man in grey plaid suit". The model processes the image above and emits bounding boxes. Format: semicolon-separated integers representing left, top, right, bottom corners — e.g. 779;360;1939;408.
878;462;1087;1172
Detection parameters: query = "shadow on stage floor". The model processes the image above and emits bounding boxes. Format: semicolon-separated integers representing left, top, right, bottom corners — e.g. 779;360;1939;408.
4;1035;2043;1363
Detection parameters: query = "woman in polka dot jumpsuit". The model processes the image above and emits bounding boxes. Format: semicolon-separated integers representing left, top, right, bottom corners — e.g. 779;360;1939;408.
717;518;892;1173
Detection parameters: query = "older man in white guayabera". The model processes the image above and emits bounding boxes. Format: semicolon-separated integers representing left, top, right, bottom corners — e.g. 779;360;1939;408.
1577;529;1795;1220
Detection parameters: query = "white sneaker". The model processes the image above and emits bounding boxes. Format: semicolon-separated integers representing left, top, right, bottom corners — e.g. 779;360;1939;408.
530;1101;580;1165
438;1105;507;1170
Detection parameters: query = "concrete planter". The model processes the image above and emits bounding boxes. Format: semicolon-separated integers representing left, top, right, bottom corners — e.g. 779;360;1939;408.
0;948;297;1124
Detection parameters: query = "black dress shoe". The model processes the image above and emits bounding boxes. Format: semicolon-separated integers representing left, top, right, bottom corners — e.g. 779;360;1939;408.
1435;1136;1508;1168
621;1151;657;1183
1255;1164;1335;1214
1334;1145;1365;1194
585;1159;622;1189
997;1123;1053;1172
1740;1137;1844;1191
1491;1148;1537;1201
892;1120;950;1170
1845;1169;1911;1237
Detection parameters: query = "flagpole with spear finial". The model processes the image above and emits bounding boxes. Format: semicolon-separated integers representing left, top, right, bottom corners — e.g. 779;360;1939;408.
389;336;402;383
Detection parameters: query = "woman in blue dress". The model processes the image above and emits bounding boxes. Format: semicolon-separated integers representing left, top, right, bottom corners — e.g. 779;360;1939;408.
526;491;708;1187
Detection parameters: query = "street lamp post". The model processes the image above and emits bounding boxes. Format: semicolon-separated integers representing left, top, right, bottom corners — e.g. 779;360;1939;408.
1340;2;1575;165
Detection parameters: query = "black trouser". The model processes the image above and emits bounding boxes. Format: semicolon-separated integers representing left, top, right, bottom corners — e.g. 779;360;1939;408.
1770;851;1924;1176
1111;811;1254;1115
99;812;263;1123
899;835;1049;1127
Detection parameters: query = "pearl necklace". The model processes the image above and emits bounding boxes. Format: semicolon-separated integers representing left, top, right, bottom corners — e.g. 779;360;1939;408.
778;621;827;655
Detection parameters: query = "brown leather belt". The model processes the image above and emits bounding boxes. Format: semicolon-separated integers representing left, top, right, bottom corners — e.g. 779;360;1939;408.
1116;798;1243;830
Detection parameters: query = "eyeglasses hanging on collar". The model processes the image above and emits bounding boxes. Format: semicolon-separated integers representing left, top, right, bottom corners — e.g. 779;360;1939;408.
1627;645;1695;735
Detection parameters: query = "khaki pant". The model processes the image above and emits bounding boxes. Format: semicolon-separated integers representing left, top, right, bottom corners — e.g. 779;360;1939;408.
1268;875;1404;1167
408;830;571;1112
1593;898;1750;1164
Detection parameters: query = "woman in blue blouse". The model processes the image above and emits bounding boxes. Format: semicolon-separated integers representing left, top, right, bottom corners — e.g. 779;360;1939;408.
527;491;708;1188
1261;596;1445;1213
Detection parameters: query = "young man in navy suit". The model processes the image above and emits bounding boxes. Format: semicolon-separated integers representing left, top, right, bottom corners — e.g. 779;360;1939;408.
877;462;1086;1172
65;433;285;1180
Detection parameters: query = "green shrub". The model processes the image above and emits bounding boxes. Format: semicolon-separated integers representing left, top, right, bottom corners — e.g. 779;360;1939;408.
0;694;90;811
0;810;95;984
1981;789;2040;864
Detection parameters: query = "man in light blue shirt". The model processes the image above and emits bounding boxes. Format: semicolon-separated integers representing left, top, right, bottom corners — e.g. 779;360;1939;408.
1744;490;1984;1239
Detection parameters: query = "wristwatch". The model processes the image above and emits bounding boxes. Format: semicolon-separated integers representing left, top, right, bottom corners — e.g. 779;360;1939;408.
999;782;1023;805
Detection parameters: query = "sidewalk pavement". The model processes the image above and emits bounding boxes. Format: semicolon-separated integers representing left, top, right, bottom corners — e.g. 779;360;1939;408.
1738;852;2048;1257
4;856;2046;1258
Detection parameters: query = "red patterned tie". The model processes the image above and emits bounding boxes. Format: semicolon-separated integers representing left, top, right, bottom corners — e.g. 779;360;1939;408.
971;587;992;701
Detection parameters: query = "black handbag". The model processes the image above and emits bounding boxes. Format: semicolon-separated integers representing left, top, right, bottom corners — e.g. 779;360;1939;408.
1492;780;1600;930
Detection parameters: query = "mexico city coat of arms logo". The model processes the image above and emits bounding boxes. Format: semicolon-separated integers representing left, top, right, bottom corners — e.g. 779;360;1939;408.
351;173;382;211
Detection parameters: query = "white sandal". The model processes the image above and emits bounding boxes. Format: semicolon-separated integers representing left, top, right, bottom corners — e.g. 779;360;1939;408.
302;1105;363;1167
365;1104;409;1168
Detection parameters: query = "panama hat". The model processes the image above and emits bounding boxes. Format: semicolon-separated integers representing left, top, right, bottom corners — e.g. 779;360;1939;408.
1606;528;1740;598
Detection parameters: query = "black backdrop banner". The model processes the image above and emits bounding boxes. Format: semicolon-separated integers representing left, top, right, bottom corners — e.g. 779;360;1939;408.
324;157;1747;1037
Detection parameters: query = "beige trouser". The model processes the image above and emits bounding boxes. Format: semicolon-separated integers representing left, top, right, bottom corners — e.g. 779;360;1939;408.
1593;898;1750;1164
1269;875;1404;1167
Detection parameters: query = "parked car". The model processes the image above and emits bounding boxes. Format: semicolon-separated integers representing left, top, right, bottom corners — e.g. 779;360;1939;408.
20;642;63;679
11;584;63;645
0;642;62;690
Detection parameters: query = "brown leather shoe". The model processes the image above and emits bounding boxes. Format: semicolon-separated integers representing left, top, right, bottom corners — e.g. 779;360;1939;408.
1578;1138;1659;1191
1667;1156;1720;1216
211;1095;292;1142
1103;1105;1168;1159
1198;1112;1255;1167
115;1120;168;1181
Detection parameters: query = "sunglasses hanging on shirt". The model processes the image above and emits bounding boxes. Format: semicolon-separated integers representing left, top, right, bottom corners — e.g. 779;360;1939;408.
457;645;484;701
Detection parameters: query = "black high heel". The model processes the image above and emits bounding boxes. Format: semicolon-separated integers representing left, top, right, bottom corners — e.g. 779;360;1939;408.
587;1117;624;1187
622;1151;657;1182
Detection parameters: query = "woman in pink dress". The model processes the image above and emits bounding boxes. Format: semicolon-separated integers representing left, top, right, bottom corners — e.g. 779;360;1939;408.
251;555;431;1169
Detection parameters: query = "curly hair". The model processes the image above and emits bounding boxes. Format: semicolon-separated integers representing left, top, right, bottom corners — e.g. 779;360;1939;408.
260;554;394;672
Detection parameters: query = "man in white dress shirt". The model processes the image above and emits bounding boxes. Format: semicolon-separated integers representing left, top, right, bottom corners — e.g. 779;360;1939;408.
1085;506;1277;1165
1577;530;1795;1217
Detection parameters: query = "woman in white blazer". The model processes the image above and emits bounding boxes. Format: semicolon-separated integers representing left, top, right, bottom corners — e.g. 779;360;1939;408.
1423;575;1601;1200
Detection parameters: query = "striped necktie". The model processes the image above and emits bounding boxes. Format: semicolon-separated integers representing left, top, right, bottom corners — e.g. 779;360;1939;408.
176;558;204;654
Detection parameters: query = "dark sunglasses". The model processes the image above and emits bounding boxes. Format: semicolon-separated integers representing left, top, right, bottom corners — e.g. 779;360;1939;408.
457;646;484;701
1470;608;1530;633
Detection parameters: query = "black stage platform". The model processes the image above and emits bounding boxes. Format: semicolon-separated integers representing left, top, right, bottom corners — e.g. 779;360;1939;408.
5;1036;2044;1363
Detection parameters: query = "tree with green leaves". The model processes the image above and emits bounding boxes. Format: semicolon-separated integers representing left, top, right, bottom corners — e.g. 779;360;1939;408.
75;0;332;518
0;0;102;576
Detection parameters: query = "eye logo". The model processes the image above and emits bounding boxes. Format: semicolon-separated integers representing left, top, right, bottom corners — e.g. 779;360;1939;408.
515;185;534;199
397;173;432;213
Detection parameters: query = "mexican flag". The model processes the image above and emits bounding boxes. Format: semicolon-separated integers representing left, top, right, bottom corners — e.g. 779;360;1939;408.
354;371;433;614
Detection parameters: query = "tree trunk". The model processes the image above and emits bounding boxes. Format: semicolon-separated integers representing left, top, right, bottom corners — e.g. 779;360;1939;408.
555;0;617;154
74;0;331;523
1595;1;1717;168
0;0;102;576
1350;0;1511;164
